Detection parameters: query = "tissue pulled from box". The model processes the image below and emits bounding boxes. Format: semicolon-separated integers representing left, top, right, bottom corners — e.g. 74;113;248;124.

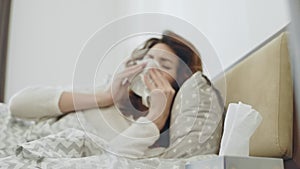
219;102;262;156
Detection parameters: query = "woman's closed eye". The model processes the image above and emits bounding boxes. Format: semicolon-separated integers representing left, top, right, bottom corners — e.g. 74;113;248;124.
160;60;173;70
162;65;171;69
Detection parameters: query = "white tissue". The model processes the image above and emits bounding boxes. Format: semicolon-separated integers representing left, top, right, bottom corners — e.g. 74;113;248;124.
219;102;263;156
130;58;160;107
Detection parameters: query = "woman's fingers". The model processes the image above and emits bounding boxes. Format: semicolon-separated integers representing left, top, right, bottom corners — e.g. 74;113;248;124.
147;69;175;101
113;63;145;86
144;69;162;91
154;69;172;89
144;72;156;90
148;69;165;87
147;69;173;89
118;63;143;76
120;62;146;80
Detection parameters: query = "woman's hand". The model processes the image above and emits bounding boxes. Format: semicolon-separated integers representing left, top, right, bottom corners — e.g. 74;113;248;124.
144;69;175;130
100;63;146;106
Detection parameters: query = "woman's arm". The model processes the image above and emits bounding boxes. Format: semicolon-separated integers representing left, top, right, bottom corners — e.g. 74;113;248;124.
9;63;146;120
58;90;113;113
59;63;147;113
9;86;65;120
9;86;113;119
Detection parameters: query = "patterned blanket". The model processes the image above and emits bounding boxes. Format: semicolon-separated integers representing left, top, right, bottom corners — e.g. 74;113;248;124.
0;103;215;169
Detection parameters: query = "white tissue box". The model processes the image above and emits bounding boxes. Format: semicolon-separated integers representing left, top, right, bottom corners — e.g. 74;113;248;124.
185;155;283;169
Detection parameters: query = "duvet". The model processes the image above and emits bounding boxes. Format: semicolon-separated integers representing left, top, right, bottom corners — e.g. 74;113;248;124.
0;103;215;169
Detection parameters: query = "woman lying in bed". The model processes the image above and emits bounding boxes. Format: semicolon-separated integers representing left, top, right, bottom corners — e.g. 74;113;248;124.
8;30;223;158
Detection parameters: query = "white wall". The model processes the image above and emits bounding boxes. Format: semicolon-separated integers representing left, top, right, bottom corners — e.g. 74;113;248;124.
5;0;118;101
5;0;290;102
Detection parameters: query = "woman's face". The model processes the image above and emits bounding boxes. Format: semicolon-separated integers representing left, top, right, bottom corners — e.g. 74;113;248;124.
144;43;179;84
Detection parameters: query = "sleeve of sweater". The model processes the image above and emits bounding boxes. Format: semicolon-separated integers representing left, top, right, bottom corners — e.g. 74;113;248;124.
9;86;64;120
107;116;160;158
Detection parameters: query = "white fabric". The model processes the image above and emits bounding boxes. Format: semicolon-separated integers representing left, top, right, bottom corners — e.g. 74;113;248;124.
108;117;160;158
8;86;161;158
9;86;64;120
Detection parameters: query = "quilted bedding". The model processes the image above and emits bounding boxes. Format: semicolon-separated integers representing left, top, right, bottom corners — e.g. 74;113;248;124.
0;103;215;169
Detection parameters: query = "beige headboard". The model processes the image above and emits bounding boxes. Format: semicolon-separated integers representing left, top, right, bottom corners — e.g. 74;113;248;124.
214;32;293;158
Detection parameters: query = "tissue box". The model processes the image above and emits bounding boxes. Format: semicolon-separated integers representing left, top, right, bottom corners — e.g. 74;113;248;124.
185;155;283;169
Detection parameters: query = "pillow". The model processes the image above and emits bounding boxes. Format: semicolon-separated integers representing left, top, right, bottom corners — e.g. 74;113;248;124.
161;71;224;158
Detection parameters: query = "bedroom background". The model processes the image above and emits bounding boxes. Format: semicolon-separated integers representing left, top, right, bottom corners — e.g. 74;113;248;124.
1;0;290;102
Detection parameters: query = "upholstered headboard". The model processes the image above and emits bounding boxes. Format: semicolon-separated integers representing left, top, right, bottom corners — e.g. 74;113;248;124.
214;32;293;158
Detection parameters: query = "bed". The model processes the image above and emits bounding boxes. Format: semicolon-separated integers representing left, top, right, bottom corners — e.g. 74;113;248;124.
213;30;294;168
0;30;295;168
